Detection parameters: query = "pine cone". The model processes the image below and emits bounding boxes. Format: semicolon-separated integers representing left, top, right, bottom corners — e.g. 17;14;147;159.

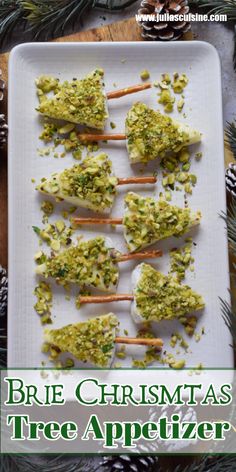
0;69;5;102
0;69;8;148
138;0;191;41
226;163;236;197
0;114;8;148
100;455;157;472
0;266;8;316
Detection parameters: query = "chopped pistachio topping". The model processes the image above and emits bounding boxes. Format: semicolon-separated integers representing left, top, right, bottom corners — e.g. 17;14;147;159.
36;236;119;291
134;263;205;322
195;152;203;160
33;221;74;249
37;154;118;212
34;281;53;325
39;122;58;142
170;241;194;281
44;314;118;367
158;89;175;113
140;69;150;80
177;98;185;112
132;323;161;368
160;147;198;196
170;332;189;351
36;70;108;130
41;200;54;224
169;359;186;369
126;102;191;163
172;73;188;94
123;192;201;251
181;315;198;336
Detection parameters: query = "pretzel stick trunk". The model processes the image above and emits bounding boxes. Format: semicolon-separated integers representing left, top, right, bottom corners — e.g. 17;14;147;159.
78;133;126;143
117;250;162;262
117;176;157;185
115;337;163;349
79;294;134;304
73;217;123;225
107;83;151;99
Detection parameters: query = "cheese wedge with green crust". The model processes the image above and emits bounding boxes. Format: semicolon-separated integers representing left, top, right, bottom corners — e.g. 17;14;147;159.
36;236;119;292
37;154;118;213
126;102;201;163
123;192;201;252
44;314;118;368
36;70;108;130
131;263;205;323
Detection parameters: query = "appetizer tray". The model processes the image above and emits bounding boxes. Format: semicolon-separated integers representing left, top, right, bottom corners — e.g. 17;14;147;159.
8;41;233;369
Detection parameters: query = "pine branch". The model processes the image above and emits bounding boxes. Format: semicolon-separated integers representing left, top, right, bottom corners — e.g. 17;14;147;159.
226;121;236;160
0;456;20;472
20;0;93;37
222;197;236;254
21;0;137;37
220;297;236;346
164;456;236;472
0;0;138;42
189;0;236;20
0;0;26;42
0;455;99;472
95;0;138;10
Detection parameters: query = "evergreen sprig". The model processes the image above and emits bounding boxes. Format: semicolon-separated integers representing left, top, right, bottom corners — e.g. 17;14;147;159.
0;0;25;37
0;455;99;472
220;297;236;344
0;0;138;43
226;120;236;159
222;197;236;253
189;0;236;21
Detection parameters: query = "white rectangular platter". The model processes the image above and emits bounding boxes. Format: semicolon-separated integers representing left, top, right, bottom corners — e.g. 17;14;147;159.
8;41;233;369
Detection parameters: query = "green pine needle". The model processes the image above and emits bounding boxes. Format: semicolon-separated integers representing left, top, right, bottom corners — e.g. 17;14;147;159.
220;297;236;345
0;0;138;41
0;456;98;472
222;197;236;254
189;0;236;21
20;0;137;38
226;120;236;159
0;0;25;40
95;0;138;10
20;0;93;37
167;456;236;472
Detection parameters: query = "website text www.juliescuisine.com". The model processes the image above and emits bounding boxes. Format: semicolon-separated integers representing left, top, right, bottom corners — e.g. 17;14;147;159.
136;12;227;23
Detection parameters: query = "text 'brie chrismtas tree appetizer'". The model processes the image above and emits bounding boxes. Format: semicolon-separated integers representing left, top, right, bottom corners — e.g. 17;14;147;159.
78;263;205;324
36;71;151;130
36;236;162;292
77;102;202;163
36;154;157;214
73;193;202;252
43;314;163;368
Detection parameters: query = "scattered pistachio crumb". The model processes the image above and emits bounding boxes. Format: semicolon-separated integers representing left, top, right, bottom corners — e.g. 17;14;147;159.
169;359;186;369
170;241;194;281
34;281;53;325
177;98;185;112
195;152;203;161
140;69;150;80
